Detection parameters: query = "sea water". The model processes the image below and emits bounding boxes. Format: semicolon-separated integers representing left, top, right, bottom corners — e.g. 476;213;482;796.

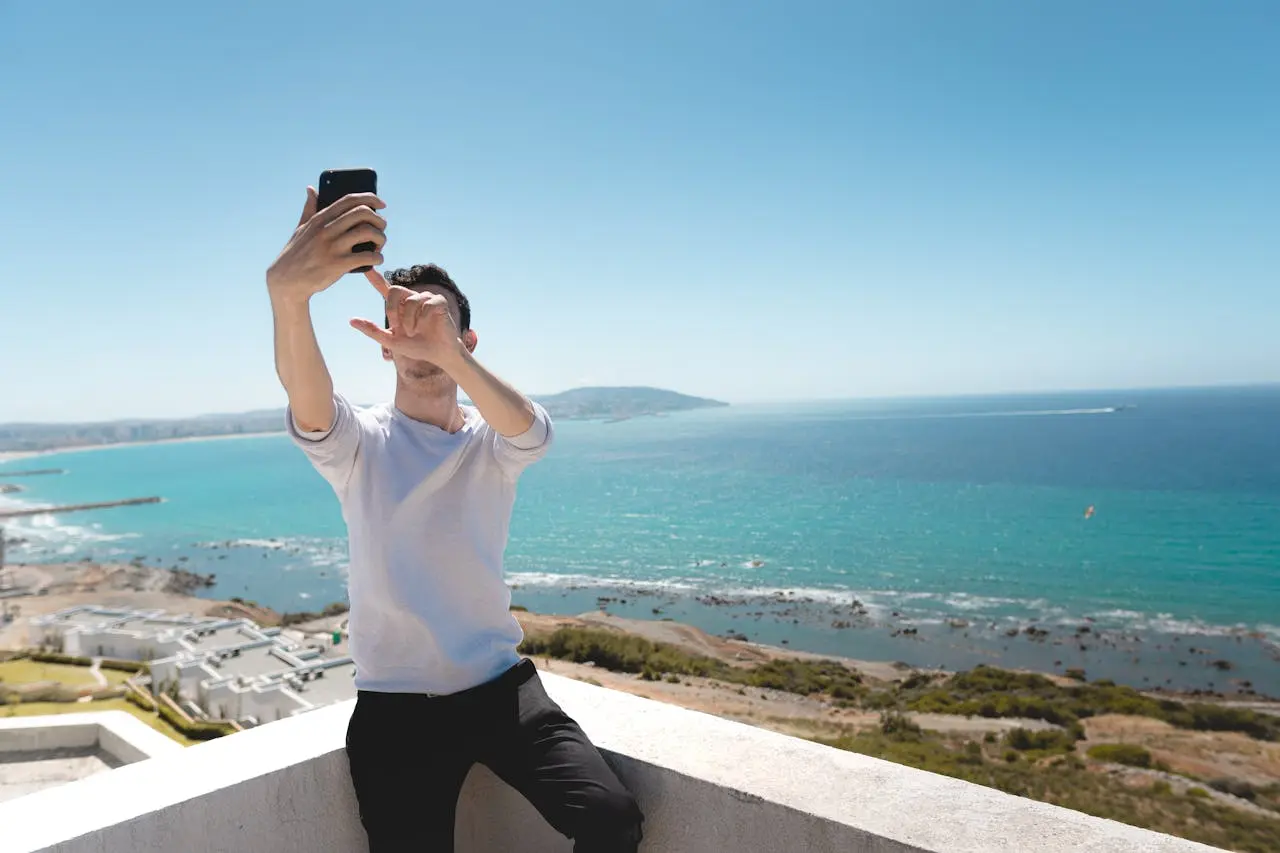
3;386;1278;691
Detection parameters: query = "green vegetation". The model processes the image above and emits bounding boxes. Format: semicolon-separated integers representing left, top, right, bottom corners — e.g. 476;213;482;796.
817;727;1280;853
518;628;862;699
25;651;93;667
279;601;349;626
1087;743;1153;768
155;699;236;741
98;658;146;675
1004;727;1076;756
901;665;1279;742
517;632;1280;848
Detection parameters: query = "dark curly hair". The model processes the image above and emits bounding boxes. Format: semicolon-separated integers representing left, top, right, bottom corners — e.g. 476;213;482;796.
383;264;471;330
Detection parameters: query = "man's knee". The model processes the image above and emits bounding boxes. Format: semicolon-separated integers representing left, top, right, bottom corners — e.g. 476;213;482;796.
573;786;644;852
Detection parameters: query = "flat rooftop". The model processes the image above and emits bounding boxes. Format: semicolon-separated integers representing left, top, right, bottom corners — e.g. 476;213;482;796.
210;645;293;678
52;610;132;629
114;616;206;632
286;663;357;706
184;626;263;654
0;747;122;804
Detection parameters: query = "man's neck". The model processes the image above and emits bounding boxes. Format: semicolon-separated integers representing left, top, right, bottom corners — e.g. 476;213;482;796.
394;382;464;432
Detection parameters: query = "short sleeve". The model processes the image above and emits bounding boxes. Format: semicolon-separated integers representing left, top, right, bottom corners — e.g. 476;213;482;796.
286;394;364;494
490;402;554;475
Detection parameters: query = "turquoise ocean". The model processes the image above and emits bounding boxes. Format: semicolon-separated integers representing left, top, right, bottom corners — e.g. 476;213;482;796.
3;386;1278;694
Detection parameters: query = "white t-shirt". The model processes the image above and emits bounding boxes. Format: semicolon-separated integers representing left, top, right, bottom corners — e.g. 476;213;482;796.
286;394;553;695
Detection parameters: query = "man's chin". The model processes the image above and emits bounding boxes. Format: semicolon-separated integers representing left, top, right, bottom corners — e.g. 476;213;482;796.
404;363;447;382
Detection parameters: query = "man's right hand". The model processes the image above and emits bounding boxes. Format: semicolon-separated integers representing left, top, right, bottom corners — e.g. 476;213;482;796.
266;188;388;304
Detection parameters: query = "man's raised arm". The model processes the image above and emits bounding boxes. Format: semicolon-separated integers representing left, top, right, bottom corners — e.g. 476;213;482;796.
265;188;387;432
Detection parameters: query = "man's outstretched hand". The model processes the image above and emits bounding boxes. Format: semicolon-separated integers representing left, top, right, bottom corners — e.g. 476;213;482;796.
350;270;467;368
266;188;387;304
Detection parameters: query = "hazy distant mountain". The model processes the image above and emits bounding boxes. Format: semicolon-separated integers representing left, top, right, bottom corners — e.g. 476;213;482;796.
0;387;728;453
532;386;727;421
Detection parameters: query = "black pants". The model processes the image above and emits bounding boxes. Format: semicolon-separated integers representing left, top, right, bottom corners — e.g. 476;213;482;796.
346;659;644;852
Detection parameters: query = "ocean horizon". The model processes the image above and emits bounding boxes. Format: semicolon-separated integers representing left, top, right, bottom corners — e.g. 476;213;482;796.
2;385;1278;694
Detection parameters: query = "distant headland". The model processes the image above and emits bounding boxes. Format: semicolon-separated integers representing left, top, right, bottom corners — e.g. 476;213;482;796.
0;387;729;454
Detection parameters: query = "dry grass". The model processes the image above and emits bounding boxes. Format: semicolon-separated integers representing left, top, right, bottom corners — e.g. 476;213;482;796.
0;659;100;687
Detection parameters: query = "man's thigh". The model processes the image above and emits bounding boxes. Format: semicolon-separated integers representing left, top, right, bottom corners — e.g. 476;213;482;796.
346;693;474;853
479;666;643;848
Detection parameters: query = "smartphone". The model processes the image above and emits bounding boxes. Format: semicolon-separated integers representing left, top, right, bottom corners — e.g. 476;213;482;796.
317;168;378;273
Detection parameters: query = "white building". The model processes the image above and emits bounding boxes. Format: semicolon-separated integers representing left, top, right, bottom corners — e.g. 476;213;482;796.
27;606;267;661
30;606;355;727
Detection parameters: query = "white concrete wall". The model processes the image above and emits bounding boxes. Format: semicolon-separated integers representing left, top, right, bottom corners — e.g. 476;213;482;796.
68;630;183;662
0;676;1224;853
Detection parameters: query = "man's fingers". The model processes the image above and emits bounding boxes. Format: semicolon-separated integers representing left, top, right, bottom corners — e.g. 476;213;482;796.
297;187;319;228
350;318;397;349
386;290;409;335
364;268;390;298
317;193;385;224
344;251;385;273
326;204;387;238
334;224;387;253
402;297;423;335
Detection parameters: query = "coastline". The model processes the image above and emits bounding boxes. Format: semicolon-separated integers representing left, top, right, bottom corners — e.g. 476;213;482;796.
0;430;287;463
4;559;1277;701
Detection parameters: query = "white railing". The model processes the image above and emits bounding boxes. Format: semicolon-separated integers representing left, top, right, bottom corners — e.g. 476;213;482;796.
0;674;1221;852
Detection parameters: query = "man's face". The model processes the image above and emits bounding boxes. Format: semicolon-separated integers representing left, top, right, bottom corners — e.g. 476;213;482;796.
383;284;473;384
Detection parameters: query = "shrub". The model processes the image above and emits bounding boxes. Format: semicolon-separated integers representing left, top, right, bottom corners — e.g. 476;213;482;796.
518;628;864;701
879;711;923;741
29;651;93;667
1208;779;1257;801
99;658;146;674
901;665;1279;743
1187;787;1210;799
1005;728;1076;754
125;685;156;712
155;700;235;741
1150;780;1173;796
863;691;898;710
1087;744;1152;768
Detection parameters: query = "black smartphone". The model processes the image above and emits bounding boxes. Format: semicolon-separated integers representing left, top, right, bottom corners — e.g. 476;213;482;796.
317;168;378;273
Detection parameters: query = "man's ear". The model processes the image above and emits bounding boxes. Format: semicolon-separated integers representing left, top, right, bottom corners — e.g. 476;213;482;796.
463;329;478;352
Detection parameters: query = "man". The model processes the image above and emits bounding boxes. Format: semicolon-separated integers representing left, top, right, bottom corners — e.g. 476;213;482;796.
266;187;644;852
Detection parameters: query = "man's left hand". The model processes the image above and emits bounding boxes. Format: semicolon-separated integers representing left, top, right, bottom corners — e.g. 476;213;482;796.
350;270;465;368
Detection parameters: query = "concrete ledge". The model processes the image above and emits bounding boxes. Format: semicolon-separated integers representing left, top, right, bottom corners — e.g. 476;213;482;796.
0;675;1222;853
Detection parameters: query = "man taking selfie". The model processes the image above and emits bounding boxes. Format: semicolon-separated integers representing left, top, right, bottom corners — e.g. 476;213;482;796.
265;184;644;852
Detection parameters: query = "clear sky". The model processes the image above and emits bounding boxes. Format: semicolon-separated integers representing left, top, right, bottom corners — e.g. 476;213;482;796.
1;1;1277;422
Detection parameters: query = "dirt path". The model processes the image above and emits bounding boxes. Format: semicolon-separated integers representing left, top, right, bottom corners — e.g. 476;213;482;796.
87;658;107;688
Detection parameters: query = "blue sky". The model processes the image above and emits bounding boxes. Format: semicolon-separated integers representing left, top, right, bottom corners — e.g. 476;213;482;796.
1;1;1277;422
